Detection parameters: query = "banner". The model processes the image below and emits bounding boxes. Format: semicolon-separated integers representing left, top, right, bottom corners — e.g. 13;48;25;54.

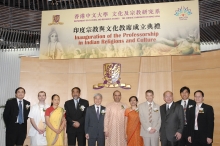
39;0;200;59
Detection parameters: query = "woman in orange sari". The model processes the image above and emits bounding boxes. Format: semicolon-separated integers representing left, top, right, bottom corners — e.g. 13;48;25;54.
125;96;143;146
45;94;66;146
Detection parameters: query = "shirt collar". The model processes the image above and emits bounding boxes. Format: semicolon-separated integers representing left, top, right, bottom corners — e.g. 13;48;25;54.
196;103;203;108
16;98;23;102
94;104;101;109
147;101;153;106
167;101;173;108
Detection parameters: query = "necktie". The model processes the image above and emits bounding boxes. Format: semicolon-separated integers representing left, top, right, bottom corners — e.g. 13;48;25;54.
74;99;78;109
96;107;100;120
195;105;199;130
18;101;23;124
184;101;187;125
166;104;169;111
149;103;152;123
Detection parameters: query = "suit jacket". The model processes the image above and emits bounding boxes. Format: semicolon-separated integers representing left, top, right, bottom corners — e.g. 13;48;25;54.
3;98;30;135
64;98;89;133
160;102;184;142
188;103;214;143
138;101;161;138
85;105;105;139
176;99;196;126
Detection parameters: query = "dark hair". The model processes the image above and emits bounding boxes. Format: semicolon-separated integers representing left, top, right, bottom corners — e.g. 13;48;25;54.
145;90;154;95
194;90;204;97
113;90;121;96
180;86;190;94
38;91;46;97
71;87;81;94
15;87;26;94
129;96;138;102
51;94;60;106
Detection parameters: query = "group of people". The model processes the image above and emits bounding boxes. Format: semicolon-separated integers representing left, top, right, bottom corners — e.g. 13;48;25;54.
3;86;214;146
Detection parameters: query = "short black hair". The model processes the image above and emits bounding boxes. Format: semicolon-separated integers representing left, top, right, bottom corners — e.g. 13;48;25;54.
71;87;81;93
180;86;190;94
15;87;26;94
145;90;154;95
129;96;138;102
194;90;204;97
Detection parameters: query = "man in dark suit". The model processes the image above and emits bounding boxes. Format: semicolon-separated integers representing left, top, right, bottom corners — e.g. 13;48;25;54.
160;91;184;146
176;86;196;146
188;90;214;146
3;87;30;146
65;87;89;146
85;93;105;146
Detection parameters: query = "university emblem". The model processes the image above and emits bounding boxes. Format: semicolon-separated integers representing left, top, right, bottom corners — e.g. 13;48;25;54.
48;15;64;25
93;63;131;89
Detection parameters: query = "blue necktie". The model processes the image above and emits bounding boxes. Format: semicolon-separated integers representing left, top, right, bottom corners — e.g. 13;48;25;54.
18;101;23;124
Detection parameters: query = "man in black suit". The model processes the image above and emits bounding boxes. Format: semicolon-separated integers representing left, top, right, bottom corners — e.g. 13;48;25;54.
85;93;105;146
176;86;196;146
160;91;184;146
65;87;89;146
188;90;214;146
3;87;30;146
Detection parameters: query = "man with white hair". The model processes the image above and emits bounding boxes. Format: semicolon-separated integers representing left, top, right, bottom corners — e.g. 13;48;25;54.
85;93;106;146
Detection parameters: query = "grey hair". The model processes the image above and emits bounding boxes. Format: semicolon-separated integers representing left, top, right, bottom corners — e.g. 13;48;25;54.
93;93;103;99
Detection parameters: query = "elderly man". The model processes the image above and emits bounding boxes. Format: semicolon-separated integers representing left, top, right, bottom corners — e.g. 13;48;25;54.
85;93;106;146
160;91;184;146
104;90;127;146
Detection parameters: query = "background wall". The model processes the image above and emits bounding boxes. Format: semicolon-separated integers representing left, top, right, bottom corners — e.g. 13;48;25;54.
1;50;219;146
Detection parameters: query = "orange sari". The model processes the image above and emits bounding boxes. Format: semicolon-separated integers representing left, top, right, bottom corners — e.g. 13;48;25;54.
125;108;143;146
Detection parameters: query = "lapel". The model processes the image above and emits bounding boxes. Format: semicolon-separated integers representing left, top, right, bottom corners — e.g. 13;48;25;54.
14;98;19;111
92;105;99;120
166;102;175;116
71;99;77;111
198;103;205;119
100;106;105;119
23;100;28;118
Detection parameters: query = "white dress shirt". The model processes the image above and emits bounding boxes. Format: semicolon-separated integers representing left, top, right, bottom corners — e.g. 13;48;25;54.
16;98;24;123
94;104;101;114
194;103;203;130
181;99;189;107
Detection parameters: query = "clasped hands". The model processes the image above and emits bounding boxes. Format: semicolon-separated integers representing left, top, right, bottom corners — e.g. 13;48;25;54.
72;120;80;128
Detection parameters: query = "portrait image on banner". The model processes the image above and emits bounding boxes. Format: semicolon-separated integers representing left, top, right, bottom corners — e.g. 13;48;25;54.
39;0;200;59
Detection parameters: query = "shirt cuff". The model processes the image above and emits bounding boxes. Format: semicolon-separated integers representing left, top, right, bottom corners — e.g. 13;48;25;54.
147;127;152;131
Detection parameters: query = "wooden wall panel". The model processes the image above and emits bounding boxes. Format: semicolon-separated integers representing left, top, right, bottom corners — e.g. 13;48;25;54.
137;72;172;105
84;57;141;73
140;56;171;72
172;51;220;71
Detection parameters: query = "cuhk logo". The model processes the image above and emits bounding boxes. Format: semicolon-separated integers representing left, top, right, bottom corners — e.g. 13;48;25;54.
174;7;192;20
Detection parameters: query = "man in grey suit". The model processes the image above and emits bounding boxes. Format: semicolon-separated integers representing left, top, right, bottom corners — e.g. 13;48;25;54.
160;91;184;146
85;93;105;146
139;90;161;146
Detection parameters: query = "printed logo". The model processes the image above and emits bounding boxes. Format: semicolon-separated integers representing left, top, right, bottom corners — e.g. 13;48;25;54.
174;7;192;20
48;15;64;25
93;63;131;89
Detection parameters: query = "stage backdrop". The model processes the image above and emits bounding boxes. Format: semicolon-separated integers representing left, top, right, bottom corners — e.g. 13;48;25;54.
21;50;220;146
39;0;200;59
